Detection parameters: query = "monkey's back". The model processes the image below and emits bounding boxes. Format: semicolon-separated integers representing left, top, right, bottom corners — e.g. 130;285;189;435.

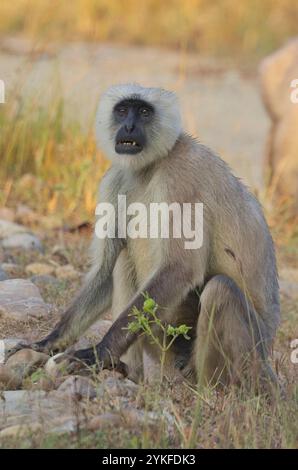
161;133;280;337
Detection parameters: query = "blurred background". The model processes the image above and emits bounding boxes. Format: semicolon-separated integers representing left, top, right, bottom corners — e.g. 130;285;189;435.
0;0;297;243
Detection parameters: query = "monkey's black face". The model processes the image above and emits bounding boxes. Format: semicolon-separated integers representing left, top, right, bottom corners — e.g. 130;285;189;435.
113;98;154;155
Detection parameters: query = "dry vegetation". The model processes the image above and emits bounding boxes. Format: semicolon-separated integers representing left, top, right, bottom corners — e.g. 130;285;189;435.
0;0;297;60
0;90;108;225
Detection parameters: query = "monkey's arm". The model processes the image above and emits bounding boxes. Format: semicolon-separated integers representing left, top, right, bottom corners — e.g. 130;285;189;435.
73;262;194;368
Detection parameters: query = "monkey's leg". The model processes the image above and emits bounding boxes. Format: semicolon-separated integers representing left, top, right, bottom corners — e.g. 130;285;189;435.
192;275;277;391
69;261;196;374
111;250;144;383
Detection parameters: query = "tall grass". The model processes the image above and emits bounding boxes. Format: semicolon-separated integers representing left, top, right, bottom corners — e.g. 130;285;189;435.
0;0;297;59
0;85;108;223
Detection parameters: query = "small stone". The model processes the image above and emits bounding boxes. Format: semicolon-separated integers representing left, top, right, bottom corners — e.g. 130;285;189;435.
97;375;139;398
57;375;96;399
0;364;22;389
0;208;15;222
2;233;43;252
87;319;112;341
25;263;55;276
15;204;39;225
72;320;112;352
0;267;8;281
87;413;123;430
0;422;42;439
0;220;27;238
30;274;61;290
44;353;69;379
55;264;80;280
1;263;23;277
5;349;49;385
49;417;77;434
0;279;50;321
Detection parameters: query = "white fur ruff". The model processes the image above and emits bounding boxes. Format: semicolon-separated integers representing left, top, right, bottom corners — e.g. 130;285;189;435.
95;83;182;170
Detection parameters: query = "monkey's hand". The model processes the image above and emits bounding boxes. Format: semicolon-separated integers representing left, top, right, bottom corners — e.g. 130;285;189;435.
63;344;128;376
6;338;59;361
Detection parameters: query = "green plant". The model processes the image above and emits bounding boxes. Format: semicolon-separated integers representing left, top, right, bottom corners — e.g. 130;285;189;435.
126;293;192;383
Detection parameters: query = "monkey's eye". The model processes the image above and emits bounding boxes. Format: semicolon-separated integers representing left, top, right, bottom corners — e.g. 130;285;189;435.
140;107;150;118
116;107;127;118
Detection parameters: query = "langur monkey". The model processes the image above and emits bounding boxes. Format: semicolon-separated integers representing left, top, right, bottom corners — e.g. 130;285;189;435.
12;84;280;389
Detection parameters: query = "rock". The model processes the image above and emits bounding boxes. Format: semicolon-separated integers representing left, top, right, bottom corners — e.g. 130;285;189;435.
0;279;50;321
1;263;23;277
0;267;8;281
0;422;42;439
87;319;112;341
0;390;41;414
123;408;174;428
55;264;80;280
0;364;22;389
0;208;15;222
0;220;27;238
49;417;77;434
97;375;139;398
2;233;43;252
71;336;93;351
30;274;61;290
15;204;39;225
87;413;123;430
72;320;112;352
57;375;96;399
44;353;69;379
4;349;49;387
0;390;73;429
25;263;55;276
260;38;298;214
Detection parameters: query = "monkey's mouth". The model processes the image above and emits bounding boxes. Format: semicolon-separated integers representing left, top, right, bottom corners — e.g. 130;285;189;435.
115;139;143;155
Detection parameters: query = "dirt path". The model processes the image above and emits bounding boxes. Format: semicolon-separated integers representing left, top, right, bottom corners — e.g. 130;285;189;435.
0;37;269;190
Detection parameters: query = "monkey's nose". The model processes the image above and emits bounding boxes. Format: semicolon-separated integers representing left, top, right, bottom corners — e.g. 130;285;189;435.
125;123;135;133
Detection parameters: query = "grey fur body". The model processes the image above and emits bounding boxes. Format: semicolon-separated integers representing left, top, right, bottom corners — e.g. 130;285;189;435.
12;84;280;388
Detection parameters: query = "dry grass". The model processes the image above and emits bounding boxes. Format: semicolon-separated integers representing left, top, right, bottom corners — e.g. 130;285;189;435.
0;84;108;225
0;1;297;60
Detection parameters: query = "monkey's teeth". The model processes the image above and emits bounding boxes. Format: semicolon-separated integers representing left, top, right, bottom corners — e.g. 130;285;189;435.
119;140;138;147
